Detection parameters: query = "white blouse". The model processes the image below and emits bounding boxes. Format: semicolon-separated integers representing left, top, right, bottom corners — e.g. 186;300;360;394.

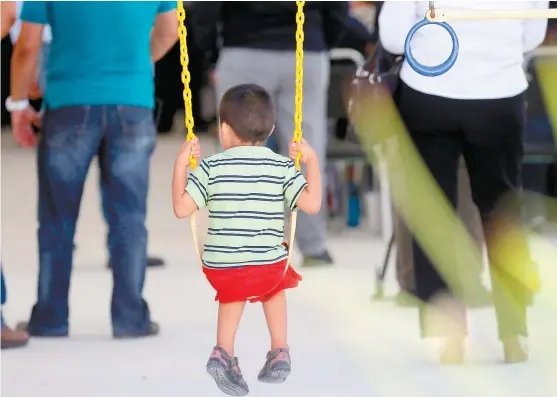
379;1;549;100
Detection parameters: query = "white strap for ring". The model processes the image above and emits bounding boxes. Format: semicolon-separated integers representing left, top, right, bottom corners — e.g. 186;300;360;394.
427;8;557;23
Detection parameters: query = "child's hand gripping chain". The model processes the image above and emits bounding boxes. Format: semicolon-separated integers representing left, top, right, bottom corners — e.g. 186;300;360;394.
176;136;201;168
289;138;322;215
172;137;202;219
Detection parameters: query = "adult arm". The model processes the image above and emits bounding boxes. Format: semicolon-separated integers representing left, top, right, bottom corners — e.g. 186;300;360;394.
522;1;549;53
188;2;222;67
1;1;17;40
322;1;350;49
10;2;45;102
378;1;417;55
151;2;179;63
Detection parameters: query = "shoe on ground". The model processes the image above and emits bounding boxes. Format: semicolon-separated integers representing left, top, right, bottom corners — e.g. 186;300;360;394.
107;256;166;269
502;335;528;363
16;321;68;338
1;324;29;349
113;321;160;339
439;337;465;365
17;321;159;339
302;251;334;267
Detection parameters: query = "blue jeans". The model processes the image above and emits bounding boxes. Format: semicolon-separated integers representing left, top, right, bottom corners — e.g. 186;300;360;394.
1;268;6;326
30;105;156;336
37;43;121;244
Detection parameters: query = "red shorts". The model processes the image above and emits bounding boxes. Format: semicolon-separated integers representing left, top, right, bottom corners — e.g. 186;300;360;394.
203;258;302;304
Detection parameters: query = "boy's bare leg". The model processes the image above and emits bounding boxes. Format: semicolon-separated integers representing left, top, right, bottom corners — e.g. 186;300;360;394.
217;301;246;356
262;290;288;350
207;301;249;396
258;291;291;384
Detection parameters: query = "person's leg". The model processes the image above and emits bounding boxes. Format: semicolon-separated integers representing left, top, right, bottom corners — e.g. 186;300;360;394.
262;290;287;351
1;267;6;326
206;301;249;396
215;48;281;151
258;290;291;383
394;211;419;306
394;211;415;292
273;51;331;263
1;267;30;349
456;158;492;307
27;106;101;336
99;163;165;269
457;158;484;247
215;301;246;357
1;268;5;307
102;106;156;338
397;83;466;362
461;93;530;362
521;163;548;229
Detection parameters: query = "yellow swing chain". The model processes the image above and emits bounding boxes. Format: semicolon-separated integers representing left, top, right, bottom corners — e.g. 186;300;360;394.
286;1;305;270
176;2;203;265
176;1;197;170
293;1;305;170
175;1;305;268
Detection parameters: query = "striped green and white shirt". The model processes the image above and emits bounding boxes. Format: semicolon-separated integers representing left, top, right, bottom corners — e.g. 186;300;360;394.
186;146;308;269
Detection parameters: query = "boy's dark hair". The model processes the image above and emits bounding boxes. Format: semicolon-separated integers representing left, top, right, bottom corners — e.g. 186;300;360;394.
219;84;275;143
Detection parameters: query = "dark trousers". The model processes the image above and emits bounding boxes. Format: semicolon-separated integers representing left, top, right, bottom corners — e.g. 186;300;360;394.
397;82;529;339
29;105;155;337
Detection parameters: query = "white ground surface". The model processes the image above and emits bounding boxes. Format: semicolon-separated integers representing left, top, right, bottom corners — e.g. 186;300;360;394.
1;132;556;397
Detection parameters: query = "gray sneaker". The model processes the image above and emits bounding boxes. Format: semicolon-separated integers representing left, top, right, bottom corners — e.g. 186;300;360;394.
206;346;249;396
257;348;291;384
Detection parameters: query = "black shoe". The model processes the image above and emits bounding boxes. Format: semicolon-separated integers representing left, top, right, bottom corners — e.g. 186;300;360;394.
107;256;166;269
502;336;528;363
302;251;334;267
439;338;465;365
113;321;160;340
146;256;165;268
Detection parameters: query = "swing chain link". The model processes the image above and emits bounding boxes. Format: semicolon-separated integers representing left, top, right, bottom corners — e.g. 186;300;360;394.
429;1;436;19
177;1;304;171
294;1;305;171
177;2;197;170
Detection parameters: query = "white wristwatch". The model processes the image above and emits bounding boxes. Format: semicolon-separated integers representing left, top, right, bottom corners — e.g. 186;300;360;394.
5;96;29;112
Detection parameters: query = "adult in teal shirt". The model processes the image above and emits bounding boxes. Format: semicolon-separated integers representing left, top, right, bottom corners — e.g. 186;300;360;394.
8;1;178;338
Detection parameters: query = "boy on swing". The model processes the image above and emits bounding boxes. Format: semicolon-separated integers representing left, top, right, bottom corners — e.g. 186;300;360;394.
172;84;322;396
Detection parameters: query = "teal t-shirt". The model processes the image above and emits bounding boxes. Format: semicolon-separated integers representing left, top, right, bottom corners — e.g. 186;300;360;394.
21;1;176;110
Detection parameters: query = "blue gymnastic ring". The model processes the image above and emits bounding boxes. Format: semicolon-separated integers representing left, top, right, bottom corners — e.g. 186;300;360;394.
404;17;459;77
